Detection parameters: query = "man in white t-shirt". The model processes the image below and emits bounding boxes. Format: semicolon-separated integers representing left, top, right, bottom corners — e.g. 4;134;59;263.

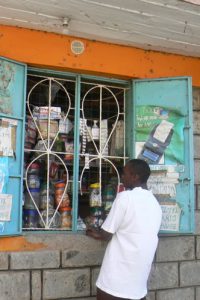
86;159;162;300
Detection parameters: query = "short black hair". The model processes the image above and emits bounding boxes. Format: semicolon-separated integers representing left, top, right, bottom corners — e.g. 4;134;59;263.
127;159;151;183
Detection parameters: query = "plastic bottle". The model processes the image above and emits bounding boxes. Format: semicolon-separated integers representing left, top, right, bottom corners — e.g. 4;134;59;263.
91;120;99;140
23;208;39;228
89;183;101;207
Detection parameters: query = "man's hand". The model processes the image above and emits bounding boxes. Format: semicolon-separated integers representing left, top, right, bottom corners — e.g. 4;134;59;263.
86;227;112;241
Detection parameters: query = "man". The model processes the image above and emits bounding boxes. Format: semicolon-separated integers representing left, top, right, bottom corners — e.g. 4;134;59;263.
86;159;162;300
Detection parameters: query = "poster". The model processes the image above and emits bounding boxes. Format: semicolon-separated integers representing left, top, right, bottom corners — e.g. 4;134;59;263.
135;105;184;165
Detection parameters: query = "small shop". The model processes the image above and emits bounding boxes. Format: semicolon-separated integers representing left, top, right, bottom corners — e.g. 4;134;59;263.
0;24;199;300
0;56;194;236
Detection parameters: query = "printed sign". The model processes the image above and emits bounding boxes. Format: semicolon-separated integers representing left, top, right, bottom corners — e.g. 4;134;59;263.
136;106;184;165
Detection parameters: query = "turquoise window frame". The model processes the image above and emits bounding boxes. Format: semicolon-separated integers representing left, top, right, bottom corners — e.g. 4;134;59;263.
0;60;194;235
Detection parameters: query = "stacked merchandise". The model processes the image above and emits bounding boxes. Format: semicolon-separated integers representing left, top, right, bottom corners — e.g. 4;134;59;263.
23;106;73;229
33;106;61;120
54;180;72;229
23;116;38;225
23;163;72;229
24;116;37;160
33;106;61;141
23;162;40;228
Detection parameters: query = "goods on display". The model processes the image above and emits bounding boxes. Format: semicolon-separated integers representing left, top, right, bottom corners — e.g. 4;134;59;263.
23;76;126;230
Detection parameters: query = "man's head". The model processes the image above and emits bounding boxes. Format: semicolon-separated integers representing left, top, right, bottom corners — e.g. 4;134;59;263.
121;159;151;190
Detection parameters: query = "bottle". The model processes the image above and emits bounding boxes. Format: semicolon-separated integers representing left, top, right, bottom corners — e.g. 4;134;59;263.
89;183;101;207
23;208;39;228
24;188;40;209
91;120;99;140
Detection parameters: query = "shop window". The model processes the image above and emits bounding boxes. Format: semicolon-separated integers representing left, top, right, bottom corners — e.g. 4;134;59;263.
0;56;195;235
23;73;128;231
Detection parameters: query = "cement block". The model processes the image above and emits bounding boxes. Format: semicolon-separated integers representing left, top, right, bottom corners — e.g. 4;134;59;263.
195;185;198;210
157;287;195;300
193;87;200;110
196;185;200;209
196;287;200;300
0;271;30;300
10;250;60;269
156;236;195;262
0;252;9;270
194;136;200;159
196;236;200;259
91;267;100;296
26;233;106;252
194;160;200;184
195;210;200;235
148;263;178;290
180;261;200;286
43;268;90;299
193;111;200;134
62;249;104;267
31;271;41;300
146;291;155;300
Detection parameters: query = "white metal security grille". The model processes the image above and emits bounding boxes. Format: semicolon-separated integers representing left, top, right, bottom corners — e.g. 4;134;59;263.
23;73;127;231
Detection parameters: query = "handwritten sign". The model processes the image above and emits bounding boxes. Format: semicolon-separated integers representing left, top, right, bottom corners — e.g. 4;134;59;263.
0;126;13;156
148;182;177;197
0;194;12;221
160;202;182;231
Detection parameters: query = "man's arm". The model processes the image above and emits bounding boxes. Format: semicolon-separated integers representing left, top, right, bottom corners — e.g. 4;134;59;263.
86;227;112;241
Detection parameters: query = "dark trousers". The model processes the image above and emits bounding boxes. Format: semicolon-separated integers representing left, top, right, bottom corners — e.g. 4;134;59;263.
97;288;146;300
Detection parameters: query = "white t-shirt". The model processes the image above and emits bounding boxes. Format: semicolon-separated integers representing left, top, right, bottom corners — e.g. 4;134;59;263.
96;187;162;300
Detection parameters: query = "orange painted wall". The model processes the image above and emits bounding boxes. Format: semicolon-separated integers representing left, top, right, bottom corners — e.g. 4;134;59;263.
0;236;46;251
0;25;200;86
0;24;199;251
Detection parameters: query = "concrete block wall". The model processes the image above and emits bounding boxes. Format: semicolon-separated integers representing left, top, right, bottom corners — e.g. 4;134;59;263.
0;235;199;300
0;248;156;300
0;88;200;300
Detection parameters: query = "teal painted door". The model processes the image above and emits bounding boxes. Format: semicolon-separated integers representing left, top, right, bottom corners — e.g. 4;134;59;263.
0;57;26;236
130;77;194;233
